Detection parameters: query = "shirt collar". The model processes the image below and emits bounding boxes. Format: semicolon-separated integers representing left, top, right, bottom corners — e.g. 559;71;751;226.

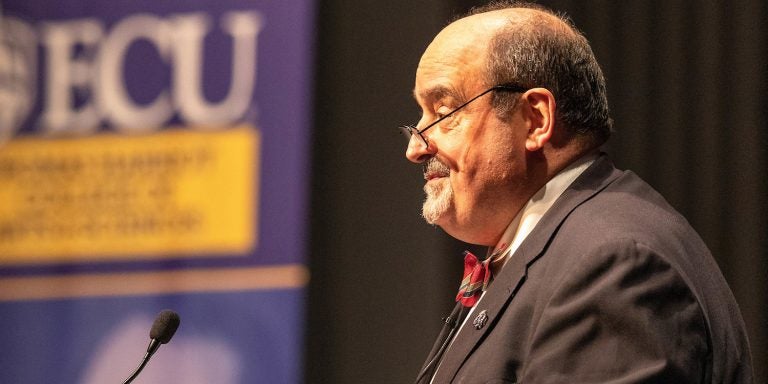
489;153;598;259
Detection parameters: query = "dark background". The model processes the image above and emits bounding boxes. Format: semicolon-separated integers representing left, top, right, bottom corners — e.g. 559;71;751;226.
306;0;767;383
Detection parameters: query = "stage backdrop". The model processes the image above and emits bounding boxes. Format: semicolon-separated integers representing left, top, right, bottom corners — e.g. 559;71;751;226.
0;1;314;383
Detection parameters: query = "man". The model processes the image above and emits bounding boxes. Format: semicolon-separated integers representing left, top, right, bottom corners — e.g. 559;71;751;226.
401;2;753;383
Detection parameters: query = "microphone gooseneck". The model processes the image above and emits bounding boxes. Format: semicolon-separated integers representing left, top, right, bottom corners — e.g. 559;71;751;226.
413;305;467;384
122;310;181;384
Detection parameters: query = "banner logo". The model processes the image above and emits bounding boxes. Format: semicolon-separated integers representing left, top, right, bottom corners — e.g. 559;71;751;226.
2;11;264;138
0;16;36;143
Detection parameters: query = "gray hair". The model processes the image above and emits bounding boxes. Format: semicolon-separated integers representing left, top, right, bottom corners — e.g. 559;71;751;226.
464;2;613;145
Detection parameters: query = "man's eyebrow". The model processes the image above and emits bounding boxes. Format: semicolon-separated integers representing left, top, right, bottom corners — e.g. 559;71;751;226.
414;84;462;103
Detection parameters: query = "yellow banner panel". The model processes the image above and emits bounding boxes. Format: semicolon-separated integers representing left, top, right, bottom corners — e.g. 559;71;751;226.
0;126;259;264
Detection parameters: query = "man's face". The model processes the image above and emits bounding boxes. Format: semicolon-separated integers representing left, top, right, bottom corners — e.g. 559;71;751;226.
407;19;531;245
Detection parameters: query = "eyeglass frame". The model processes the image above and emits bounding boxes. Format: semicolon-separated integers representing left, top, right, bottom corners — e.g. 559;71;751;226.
399;83;529;149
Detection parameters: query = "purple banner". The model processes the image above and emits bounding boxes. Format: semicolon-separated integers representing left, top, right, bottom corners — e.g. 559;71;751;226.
0;0;315;382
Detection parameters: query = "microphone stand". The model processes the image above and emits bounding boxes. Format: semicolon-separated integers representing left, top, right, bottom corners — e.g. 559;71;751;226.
122;339;161;384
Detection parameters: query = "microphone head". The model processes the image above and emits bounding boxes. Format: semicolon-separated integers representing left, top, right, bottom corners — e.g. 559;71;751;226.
149;310;180;344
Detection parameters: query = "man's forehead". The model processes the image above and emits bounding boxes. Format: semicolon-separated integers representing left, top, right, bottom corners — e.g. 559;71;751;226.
414;36;486;102
413;10;521;101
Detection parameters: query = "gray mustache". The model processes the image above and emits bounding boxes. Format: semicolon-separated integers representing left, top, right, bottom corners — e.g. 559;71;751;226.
423;158;450;178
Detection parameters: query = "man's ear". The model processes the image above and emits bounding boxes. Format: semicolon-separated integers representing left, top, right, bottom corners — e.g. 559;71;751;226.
522;88;556;151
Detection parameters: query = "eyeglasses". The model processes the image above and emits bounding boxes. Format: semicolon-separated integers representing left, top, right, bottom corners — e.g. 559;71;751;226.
398;84;528;149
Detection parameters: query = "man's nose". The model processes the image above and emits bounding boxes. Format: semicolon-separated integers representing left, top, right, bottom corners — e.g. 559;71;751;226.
405;135;436;163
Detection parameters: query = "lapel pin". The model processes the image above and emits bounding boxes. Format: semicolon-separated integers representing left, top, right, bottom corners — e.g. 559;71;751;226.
473;310;488;330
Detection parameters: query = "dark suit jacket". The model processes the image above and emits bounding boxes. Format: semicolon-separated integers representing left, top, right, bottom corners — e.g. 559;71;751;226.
419;155;753;383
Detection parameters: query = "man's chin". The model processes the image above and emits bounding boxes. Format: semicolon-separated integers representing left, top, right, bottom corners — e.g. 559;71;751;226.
422;212;443;226
421;200;450;225
422;180;454;225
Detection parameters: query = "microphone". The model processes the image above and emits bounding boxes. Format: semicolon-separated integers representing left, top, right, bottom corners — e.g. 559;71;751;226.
413;305;467;384
122;310;181;384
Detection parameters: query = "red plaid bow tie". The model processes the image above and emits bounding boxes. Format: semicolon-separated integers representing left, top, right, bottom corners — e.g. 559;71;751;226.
455;251;491;307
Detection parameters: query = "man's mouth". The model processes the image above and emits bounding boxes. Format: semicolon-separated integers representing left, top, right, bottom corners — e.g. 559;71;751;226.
425;172;447;181
423;158;450;181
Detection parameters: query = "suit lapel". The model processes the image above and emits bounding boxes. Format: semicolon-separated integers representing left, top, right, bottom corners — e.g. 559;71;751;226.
432;155;622;383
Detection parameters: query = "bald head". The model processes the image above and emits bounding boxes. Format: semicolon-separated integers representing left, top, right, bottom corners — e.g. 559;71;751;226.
418;8;555;91
422;2;613;147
